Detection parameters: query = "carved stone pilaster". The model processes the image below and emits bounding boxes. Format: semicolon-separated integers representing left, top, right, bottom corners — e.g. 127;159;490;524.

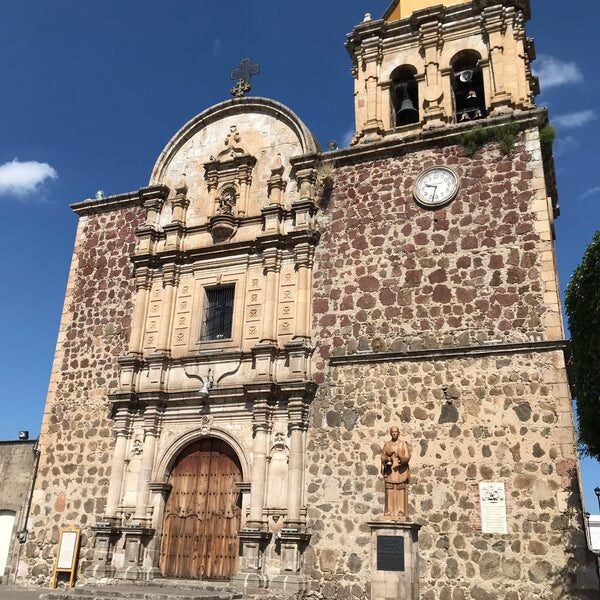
261;204;286;234
154;263;179;356
295;168;318;203
359;36;385;141
116;525;154;581
91;521;121;579
483;5;513;114
128;267;151;358
419;18;447;129
257;247;281;347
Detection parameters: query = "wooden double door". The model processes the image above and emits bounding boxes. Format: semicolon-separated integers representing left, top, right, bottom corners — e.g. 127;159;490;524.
159;438;242;580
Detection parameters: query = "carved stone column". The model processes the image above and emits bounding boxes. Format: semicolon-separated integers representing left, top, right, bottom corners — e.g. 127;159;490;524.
128;267;150;357
234;393;273;589
248;400;272;528
204;164;219;218
284;398;308;528
105;408;131;519
237;161;254;217
93;407;130;578
272;390;311;592
267;155;286;206
155;265;179;354
133;403;162;522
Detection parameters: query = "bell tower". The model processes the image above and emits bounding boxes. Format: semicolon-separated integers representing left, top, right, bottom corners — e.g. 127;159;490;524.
347;0;538;143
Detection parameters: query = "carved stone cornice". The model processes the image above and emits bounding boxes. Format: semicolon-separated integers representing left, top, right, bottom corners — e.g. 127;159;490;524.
133;266;151;291
261;246;282;273
112;406;132;436
161;262;180;287
293;242;315;269
323;109;546;166
294;168;318;202
329;339;569;366
70;185;168;217
243;382;279;400
141;402;164;436
252;399;274;433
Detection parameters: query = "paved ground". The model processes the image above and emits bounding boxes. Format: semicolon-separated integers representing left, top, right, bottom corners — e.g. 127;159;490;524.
0;589;48;600
0;585;243;600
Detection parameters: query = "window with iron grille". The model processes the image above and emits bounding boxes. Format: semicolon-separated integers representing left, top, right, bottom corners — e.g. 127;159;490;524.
201;285;235;341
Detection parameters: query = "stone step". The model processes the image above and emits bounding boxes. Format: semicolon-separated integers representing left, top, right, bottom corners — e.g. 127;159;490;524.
39;583;243;600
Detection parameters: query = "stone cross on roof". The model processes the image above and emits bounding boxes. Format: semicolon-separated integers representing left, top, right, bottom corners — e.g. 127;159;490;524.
230;58;260;98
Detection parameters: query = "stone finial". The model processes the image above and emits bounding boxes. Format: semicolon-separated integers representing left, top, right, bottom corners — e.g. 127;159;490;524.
175;173;188;196
268;154;287;204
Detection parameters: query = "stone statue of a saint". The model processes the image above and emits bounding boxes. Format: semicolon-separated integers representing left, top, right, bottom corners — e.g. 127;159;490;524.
381;426;411;519
218;188;236;215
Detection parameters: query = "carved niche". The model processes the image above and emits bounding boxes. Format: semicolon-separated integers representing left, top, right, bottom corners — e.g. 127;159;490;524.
204;125;257;243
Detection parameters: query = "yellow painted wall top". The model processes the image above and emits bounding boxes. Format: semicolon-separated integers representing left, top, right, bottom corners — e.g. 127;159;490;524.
384;0;471;21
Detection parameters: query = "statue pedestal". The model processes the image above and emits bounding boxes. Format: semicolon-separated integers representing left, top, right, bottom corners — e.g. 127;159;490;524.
368;521;422;600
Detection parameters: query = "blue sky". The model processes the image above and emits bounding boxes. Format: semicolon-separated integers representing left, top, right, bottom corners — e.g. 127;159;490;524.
0;0;599;513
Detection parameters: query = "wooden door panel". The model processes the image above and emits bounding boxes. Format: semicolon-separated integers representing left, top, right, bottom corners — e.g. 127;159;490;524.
160;439;242;580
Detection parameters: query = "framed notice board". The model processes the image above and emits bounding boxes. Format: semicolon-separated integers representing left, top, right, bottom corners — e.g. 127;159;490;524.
51;526;81;588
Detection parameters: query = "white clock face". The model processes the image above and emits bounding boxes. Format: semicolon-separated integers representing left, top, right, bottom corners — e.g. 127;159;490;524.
413;167;460;208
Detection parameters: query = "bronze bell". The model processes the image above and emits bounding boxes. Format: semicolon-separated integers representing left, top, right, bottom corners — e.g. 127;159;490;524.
396;83;419;125
465;89;479;109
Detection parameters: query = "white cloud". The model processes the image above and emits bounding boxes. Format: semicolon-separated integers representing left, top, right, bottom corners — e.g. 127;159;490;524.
553;110;597;129
554;135;579;157
0;159;58;197
581;186;600;200
534;55;583;90
212;37;223;58
341;128;354;148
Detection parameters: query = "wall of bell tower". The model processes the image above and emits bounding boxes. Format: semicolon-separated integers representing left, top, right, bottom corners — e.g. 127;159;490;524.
349;0;537;143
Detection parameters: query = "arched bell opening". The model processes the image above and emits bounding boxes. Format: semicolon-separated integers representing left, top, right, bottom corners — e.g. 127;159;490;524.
451;50;487;123
391;65;420;127
159;438;243;581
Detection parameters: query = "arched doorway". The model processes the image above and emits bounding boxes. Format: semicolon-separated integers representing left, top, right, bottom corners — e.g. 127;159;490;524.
159;438;242;580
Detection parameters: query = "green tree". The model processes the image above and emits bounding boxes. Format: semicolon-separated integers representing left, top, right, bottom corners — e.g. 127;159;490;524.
565;230;600;459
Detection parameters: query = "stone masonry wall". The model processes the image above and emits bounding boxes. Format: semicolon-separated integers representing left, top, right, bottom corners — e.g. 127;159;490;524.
305;352;597;600
313;132;558;373
21;205;144;583
307;131;598;599
0;440;37;583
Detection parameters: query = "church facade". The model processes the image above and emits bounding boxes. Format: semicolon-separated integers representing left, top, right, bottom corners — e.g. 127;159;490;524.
20;0;599;598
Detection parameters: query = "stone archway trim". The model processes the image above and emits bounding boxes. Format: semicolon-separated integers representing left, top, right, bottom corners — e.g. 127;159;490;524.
154;426;251;484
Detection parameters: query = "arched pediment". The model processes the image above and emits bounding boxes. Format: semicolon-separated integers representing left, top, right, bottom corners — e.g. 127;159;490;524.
149;96;319;187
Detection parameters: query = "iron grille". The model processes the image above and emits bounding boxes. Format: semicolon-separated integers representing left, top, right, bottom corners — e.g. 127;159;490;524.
201;285;235;341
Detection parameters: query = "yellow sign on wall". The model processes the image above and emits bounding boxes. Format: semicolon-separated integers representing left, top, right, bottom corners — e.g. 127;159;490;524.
51;526;81;589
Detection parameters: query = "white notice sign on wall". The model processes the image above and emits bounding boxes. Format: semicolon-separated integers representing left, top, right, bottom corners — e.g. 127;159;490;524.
57;530;78;570
479;482;508;534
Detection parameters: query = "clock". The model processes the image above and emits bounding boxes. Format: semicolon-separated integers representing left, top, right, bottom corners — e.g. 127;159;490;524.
413;166;460;208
